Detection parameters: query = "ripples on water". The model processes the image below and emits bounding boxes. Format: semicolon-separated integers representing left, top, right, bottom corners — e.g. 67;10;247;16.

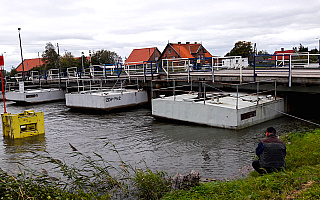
0;101;318;180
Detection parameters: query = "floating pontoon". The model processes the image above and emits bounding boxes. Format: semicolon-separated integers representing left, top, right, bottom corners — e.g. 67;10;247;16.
66;88;148;111
6;82;65;104
152;81;285;130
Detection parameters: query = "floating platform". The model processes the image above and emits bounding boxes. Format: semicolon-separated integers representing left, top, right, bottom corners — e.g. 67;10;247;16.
152;92;284;129
65;89;148;111
1;110;45;139
6;88;65;104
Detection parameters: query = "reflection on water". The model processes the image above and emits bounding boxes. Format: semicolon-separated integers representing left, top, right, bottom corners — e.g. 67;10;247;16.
0;101;318;180
3;134;46;153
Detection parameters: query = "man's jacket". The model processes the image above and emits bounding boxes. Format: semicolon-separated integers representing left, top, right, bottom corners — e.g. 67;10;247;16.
256;134;286;168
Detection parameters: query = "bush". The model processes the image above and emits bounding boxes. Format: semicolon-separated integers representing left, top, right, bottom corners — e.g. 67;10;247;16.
131;168;171;200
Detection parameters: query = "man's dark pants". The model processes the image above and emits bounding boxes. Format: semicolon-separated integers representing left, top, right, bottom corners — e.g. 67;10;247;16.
252;160;283;174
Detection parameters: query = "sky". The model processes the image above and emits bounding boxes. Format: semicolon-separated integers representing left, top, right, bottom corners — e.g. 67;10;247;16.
1;0;320;71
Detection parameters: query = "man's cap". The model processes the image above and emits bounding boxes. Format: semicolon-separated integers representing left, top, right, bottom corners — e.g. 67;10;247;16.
266;127;276;134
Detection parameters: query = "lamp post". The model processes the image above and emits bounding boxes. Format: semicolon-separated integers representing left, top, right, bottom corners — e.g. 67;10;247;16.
18;28;25;81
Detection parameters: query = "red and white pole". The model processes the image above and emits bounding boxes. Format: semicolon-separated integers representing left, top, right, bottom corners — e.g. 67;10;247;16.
0;54;7;113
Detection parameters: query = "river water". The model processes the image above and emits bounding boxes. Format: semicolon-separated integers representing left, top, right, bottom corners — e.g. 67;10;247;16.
0;101;318;180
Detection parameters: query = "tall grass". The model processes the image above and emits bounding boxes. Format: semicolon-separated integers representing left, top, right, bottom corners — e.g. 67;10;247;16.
0;140;171;199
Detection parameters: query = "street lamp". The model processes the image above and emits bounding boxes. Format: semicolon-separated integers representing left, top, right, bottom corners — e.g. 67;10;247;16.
18;28;25;81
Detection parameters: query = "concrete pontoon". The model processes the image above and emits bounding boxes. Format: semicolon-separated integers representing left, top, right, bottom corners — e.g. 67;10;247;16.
152;92;284;129
65;89;148;111
6;87;65;104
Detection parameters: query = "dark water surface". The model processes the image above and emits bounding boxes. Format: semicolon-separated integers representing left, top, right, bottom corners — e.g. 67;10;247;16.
0;101;318;180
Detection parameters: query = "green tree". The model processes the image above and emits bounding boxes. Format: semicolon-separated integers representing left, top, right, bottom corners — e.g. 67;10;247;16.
42;42;58;70
9;66;18;77
309;48;319;63
298;43;308;52
61;51;77;68
226;41;253;58
91;50;122;65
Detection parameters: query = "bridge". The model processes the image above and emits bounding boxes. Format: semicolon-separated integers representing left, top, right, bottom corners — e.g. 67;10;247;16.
6;56;320;120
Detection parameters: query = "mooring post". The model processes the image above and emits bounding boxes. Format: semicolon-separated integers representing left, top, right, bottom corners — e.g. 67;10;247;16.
204;83;206;105
236;84;239;110
274;79;277;100
289;55;292;87
173;79;176;101
188;59;190;83
211;57;214;83
257;82;259;105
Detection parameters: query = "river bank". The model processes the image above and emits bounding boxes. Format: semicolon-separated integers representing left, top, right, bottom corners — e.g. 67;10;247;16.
162;129;320;199
1;128;320;199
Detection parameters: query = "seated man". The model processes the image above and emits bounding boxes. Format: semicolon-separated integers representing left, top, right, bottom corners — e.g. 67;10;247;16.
252;127;286;174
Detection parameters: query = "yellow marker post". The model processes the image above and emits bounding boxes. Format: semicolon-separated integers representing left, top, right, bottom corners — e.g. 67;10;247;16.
1;110;45;139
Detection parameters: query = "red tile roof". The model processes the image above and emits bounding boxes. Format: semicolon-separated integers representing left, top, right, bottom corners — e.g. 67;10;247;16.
165;43;212;59
16;58;44;72
16;57;90;72
125;47;159;65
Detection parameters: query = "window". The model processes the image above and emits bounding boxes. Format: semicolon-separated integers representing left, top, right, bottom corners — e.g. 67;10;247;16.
169;49;171;54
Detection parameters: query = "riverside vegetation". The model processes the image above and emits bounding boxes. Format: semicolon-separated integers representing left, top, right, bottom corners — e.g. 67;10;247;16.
1;129;320;199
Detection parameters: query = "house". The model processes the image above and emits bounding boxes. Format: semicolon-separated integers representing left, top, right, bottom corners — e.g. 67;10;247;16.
159;42;212;60
125;47;161;66
271;49;295;61
16;58;44;72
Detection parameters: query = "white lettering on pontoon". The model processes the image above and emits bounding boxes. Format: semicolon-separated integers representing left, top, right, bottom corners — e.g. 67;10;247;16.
106;96;121;102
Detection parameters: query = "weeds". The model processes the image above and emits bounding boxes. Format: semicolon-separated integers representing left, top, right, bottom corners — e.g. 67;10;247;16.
0;139;171;199
131;168;171;199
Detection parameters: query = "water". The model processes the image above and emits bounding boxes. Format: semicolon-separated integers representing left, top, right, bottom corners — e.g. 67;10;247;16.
0;101;318;180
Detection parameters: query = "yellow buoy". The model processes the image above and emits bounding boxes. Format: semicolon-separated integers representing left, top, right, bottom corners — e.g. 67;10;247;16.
1;110;45;139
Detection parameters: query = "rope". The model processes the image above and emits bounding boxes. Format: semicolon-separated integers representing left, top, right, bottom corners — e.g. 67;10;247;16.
261;104;320;127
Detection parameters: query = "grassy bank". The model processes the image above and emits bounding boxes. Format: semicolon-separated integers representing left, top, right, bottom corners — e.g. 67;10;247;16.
163;129;320;199
1;129;320;199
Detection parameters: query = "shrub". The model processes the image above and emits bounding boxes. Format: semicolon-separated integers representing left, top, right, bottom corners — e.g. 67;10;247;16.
131;168;171;200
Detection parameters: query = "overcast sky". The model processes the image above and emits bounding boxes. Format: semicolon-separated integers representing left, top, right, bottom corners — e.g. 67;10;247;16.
1;0;319;71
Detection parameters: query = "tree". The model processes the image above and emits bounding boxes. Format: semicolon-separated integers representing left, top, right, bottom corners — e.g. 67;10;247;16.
298;44;308;52
91;50;122;65
42;42;58;70
225;41;253;58
258;50;269;55
61;51;77;69
9;66;18;77
309;48;319;63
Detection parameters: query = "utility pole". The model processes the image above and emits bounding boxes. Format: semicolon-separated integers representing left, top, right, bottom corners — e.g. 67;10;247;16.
18;28;25;81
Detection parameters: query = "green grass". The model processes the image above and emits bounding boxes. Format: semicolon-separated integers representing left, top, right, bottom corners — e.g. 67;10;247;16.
162;129;320;200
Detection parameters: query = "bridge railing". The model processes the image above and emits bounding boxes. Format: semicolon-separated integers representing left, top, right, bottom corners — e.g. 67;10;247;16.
250;53;320;87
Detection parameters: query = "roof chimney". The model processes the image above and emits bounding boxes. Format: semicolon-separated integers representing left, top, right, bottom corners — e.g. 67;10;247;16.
281;48;284;51
186;42;190;44
195;42;197;44
178;42;181;45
